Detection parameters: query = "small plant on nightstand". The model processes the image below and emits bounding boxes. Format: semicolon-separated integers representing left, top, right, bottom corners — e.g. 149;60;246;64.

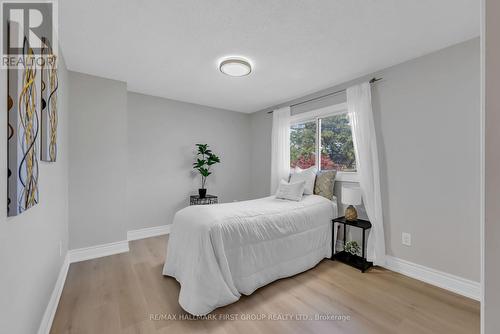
344;241;361;256
193;144;221;199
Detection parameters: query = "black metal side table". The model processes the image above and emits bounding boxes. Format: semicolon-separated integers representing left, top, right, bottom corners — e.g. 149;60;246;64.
332;216;373;272
190;195;218;205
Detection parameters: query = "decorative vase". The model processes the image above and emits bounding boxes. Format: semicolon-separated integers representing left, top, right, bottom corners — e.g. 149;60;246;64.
198;188;207;198
345;205;358;221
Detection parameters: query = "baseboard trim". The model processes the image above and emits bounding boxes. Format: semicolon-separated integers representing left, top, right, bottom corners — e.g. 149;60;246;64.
68;225;171;263
127;224;171;241
384;255;480;301
40;226;170;333
37;254;70;334
68;240;129;263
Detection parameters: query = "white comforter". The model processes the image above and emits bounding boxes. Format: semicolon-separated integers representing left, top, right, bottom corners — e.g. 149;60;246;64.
163;195;337;315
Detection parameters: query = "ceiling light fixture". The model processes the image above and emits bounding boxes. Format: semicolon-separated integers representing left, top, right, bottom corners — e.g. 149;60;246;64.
219;57;252;77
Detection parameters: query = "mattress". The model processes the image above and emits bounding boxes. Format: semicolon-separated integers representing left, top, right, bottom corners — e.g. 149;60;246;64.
163;194;338;315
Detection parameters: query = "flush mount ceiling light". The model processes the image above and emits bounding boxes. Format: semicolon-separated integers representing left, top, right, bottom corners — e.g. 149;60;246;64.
219;57;252;77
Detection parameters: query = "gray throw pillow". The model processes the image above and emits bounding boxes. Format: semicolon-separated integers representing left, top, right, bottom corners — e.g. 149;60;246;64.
314;170;337;200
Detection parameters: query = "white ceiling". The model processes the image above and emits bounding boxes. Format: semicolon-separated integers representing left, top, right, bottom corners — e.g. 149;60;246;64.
60;0;479;113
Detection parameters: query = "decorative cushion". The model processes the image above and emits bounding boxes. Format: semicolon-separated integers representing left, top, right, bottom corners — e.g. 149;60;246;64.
290;166;317;195
314;170;337;200
275;180;306;201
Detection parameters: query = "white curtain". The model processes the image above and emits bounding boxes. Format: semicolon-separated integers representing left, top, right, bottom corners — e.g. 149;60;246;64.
270;106;291;194
347;82;386;266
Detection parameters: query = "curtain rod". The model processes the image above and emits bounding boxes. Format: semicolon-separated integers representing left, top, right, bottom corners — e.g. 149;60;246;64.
267;77;382;114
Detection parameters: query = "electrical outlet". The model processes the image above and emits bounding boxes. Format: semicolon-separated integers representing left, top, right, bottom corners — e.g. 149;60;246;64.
402;232;411;246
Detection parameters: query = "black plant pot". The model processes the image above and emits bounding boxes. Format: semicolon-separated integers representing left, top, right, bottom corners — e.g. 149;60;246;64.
198;188;207;198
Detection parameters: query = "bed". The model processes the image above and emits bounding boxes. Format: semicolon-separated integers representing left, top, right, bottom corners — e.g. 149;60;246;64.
162;194;338;315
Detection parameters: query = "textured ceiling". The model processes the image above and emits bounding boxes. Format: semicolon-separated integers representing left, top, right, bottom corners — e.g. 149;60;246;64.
60;0;479;113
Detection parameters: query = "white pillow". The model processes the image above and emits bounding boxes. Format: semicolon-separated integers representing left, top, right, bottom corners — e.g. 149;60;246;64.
290;166;317;195
275;180;306;201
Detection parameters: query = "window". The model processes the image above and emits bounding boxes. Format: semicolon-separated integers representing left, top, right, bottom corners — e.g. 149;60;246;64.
290;120;316;169
319;114;356;172
290;104;357;180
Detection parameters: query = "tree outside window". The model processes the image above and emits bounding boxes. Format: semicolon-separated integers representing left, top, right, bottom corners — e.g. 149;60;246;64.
290;121;316;169
290;113;356;172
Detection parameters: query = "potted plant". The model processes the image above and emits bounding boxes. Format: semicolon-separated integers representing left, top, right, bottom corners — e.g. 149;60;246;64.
192;144;221;198
344;241;361;260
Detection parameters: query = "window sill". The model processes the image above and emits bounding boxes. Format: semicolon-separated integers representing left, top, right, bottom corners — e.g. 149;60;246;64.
336;172;359;183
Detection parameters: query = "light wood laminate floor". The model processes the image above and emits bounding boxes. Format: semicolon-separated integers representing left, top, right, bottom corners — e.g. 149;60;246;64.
51;235;479;334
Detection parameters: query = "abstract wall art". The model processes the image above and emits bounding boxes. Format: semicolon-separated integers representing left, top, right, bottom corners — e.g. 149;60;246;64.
7;22;40;216
40;39;58;162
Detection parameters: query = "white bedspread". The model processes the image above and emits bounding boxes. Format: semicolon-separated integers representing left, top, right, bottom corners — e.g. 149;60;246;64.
163;195;337;315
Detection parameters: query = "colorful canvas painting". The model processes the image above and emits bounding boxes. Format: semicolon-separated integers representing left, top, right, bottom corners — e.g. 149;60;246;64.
7;22;40;216
40;39;58;162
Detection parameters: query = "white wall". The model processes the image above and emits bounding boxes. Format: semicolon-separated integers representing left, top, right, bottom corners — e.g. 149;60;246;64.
127;92;252;231
250;38;480;282
484;0;500;331
68;72;128;249
0;54;69;334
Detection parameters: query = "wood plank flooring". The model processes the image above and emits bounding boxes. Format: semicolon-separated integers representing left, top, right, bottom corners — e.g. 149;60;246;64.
51;235;479;334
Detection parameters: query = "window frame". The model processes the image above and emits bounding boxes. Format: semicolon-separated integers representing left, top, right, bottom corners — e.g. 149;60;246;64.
290;102;359;182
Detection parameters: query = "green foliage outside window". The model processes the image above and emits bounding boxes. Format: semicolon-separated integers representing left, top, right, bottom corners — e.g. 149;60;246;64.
290;113;356;172
290;121;316;169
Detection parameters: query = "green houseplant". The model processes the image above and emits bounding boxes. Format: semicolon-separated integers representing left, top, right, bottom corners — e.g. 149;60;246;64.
192;144;221;198
344;241;361;257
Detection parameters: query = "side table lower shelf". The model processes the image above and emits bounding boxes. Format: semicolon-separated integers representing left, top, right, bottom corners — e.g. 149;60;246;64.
331;216;373;273
332;251;373;273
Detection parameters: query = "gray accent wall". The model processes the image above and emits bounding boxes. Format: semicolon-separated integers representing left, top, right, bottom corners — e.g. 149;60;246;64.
0;53;70;334
126;92;252;231
249;108;272;198
68;72;128;249
67;77;253;247
484;1;500;331
250;38;480;282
